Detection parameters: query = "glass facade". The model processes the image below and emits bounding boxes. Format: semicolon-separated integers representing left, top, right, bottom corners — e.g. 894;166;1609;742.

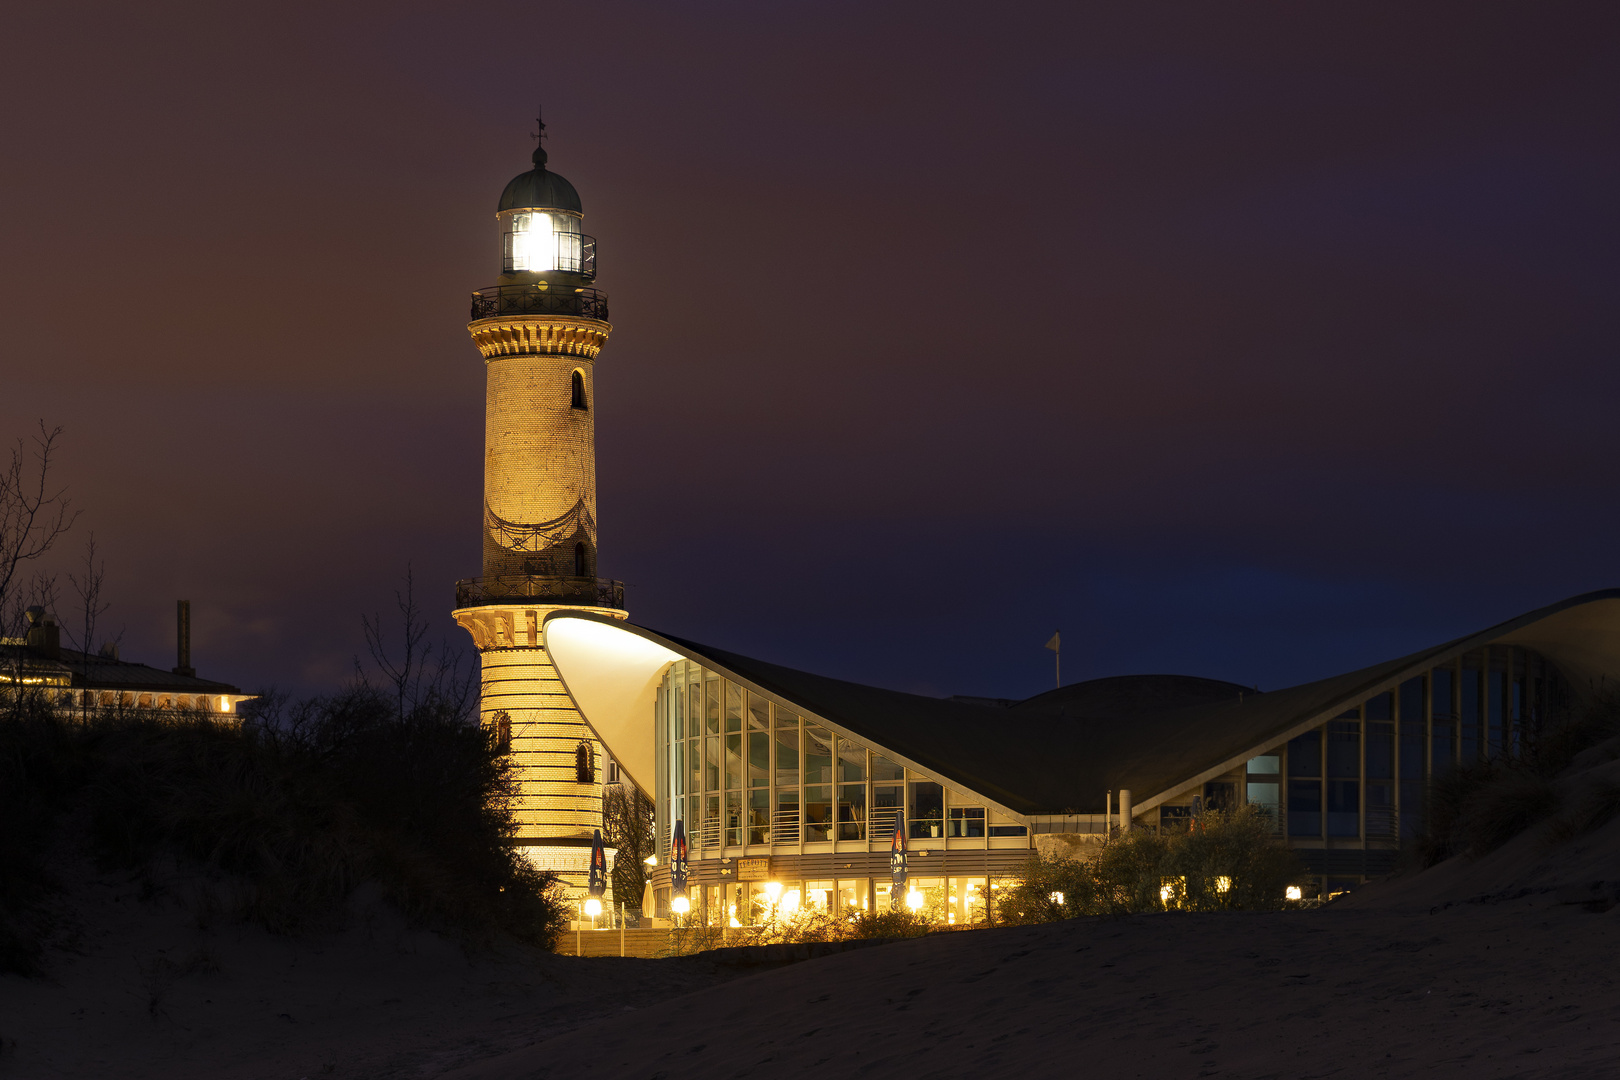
1272;646;1567;844
655;659;1026;859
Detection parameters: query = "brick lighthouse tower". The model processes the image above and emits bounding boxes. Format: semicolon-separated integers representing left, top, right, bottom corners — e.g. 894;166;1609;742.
452;117;626;891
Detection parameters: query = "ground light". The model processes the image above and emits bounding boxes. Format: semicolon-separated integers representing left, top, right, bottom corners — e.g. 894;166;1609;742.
583;897;603;919
764;881;783;903
906;889;924;911
1215;876;1232;894
670;894;689;914
1050;891;1065;905
1285;885;1303;901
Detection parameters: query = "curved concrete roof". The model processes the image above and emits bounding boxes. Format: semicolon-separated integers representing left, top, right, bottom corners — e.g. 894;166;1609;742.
545;590;1620;820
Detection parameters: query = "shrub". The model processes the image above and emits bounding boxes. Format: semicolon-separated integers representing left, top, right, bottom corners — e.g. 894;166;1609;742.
1415;693;1620;866
0;687;569;976
998;805;1302;922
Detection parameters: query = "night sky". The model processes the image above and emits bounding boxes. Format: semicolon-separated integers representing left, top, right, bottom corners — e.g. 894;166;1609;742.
4;3;1619;701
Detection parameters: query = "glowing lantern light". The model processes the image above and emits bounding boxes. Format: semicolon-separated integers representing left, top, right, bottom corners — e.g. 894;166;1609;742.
905;889;924;911
1285;885;1304;901
670;894;690;914
583;897;602;918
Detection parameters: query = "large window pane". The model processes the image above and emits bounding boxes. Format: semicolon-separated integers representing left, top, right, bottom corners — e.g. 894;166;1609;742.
1489;667;1506;758
1288;779;1321;837
748;789;770;844
1366;722;1393;779
704;736;720;792
726;790;743;846
1431;719;1455;775
838;739;866;783
705;676;720;734
774;787;799;843
1247;782;1280;827
1327;721;1359;778
1288;730;1321;778
1432;665;1456;719
748;732;769;786
805;727;834;785
909;781;944;838
804;786;833;841
774;722;799;786
873;783;903;838
1461;654;1482;761
688;739;701;797
948;805;985;838
747;691;769;730
1401;780;1425;839
1326;780;1359;836
726;681;743;733
725;733;742;791
1366;781;1394;839
872;755;904;782
837;783;866;840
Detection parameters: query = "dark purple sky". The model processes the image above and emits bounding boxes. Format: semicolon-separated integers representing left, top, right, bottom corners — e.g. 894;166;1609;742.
4;2;1618;700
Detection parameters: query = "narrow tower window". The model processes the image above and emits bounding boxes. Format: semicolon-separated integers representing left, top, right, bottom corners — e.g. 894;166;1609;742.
571;370;588;410
574;541;586;577
576;741;595;784
492;710;511;753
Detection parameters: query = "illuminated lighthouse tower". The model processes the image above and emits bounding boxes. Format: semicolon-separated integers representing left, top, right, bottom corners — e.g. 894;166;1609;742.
452;119;625;888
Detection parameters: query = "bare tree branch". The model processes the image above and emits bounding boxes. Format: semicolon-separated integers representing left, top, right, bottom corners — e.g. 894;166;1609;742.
359;565;477;721
0;422;79;633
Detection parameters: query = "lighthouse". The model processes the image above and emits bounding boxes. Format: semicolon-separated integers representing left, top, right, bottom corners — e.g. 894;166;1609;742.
452;117;626;891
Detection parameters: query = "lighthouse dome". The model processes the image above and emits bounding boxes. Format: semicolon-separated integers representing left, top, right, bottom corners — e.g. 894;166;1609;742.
498;147;582;214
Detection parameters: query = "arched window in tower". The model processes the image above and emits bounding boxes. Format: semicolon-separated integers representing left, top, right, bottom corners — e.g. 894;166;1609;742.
575;740;595;784
574;541;586;577
571;369;588;411
492;710;511;753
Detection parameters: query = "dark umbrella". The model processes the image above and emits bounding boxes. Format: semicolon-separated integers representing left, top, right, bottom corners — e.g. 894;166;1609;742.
586;828;608;920
889;811;908;910
671;818;689;916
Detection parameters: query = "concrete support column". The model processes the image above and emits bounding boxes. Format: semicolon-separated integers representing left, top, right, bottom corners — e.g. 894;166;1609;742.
1118;788;1132;831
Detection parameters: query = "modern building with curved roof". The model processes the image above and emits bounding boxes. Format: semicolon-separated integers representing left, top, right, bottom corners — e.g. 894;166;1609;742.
541;590;1620;921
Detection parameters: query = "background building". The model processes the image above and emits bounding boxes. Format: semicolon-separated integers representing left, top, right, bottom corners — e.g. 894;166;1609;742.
542;590;1620;918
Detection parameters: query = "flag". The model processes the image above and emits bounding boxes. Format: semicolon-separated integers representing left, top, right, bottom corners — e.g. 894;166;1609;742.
889;812;908;908
588;828;607;897
1045;631;1061;652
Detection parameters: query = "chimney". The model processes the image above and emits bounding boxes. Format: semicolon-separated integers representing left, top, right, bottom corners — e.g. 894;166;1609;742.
25;606;60;660
173;600;195;677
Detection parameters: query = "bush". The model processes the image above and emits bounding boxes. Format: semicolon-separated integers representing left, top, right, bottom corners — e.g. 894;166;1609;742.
1415;692;1620;866
657;900;935;956
0;687;569;976
998;805;1302;922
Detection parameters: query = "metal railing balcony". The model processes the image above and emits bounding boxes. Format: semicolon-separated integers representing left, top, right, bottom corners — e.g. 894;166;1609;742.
470;284;609;322
454;575;625;610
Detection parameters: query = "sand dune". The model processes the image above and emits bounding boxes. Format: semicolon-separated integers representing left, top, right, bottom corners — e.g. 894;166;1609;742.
11;745;1620;1078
